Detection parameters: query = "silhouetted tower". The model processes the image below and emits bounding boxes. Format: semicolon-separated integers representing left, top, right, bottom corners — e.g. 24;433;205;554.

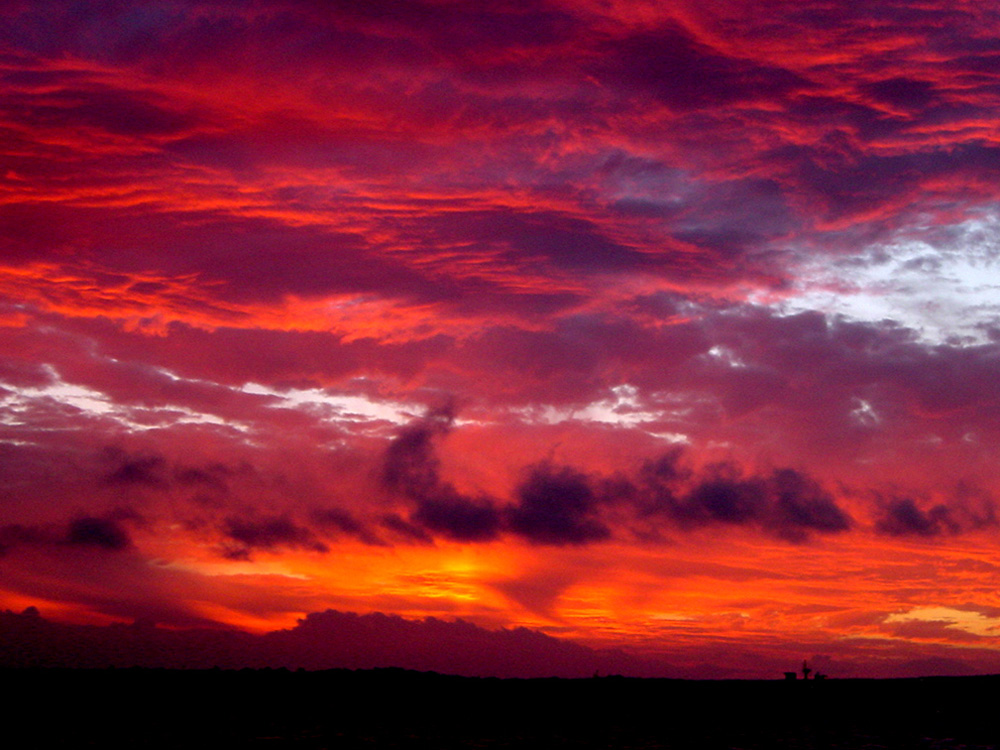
801;660;811;680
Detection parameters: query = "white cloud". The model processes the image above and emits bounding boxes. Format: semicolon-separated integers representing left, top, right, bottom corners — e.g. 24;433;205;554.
774;211;1000;346
515;384;691;441
240;381;414;426
0;364;249;433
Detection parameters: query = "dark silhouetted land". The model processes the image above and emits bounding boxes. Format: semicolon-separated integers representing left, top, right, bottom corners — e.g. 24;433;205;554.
7;666;999;748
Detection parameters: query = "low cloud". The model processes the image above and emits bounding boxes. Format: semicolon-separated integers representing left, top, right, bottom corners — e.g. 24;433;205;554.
0;607;673;677
102;448;233;495
221;515;328;559
875;494;996;537
1;513;134;554
381;405;502;542
383;413;852;546
379;513;434;545
638;458;852;543
0;523;47;556
66;516;132;551
311;508;386;547
103;449;168;487
506;462;611;545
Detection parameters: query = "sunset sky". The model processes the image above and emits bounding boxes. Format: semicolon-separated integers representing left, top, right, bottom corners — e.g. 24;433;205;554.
4;0;1000;678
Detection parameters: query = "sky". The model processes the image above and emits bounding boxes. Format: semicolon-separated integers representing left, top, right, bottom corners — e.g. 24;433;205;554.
4;0;1000;679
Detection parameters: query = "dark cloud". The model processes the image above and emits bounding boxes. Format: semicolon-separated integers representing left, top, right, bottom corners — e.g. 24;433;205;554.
593;26;810;111
4;85;195;136
0;523;48;555
174;463;231;492
875;493;997;537
379;514;434;545
636;457;851;543
2;514;134;554
640;447;690;487
311;508;386;546
419;209;650;273
382;406;454;498
222;515;328;558
506;463;611;546
101;449;233;497
860;76;938;110
65;516;131;551
266;608;655;677
103;450;168;487
310;0;577;52
411;492;503;544
0;606;671;677
768;469;853;541
381;413;852;547
667;178;797;258
683;472;767;525
384;415;620;547
382;407;502;543
875;497;944;537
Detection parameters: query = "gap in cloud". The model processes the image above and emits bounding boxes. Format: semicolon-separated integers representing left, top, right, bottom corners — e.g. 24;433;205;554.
884;606;1000;639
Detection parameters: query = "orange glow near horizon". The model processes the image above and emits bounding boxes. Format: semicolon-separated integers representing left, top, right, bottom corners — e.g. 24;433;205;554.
12;522;1000;667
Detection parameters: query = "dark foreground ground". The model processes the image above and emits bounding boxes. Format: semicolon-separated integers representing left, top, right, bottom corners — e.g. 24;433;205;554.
6;667;999;748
